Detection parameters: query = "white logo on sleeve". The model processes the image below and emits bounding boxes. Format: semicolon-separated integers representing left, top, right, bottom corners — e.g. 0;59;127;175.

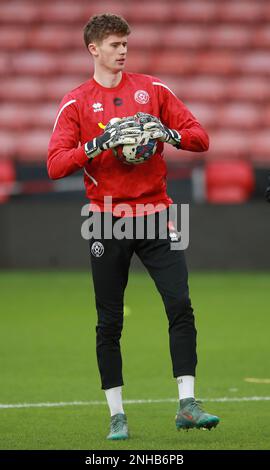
92;102;104;112
91;241;104;257
134;90;150;104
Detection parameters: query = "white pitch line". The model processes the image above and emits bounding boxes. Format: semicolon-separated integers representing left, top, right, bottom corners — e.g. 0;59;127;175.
0;396;270;410
245;378;270;384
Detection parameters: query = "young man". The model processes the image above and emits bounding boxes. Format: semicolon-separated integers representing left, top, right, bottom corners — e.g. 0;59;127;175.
48;14;220;440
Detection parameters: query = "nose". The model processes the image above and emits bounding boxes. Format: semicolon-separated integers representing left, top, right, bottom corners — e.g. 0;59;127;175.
120;44;127;54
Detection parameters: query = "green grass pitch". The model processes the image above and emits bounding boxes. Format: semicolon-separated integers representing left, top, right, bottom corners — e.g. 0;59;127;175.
0;271;270;450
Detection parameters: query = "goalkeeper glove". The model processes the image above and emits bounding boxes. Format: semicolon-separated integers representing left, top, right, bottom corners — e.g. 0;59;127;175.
84;117;141;159
136;112;181;148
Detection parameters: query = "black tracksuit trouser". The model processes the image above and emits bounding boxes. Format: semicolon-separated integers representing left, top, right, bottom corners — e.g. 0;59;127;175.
89;210;197;390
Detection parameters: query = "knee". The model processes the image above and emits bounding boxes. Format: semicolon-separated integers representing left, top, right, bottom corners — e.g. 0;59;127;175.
96;313;123;341
166;295;195;326
166;294;192;315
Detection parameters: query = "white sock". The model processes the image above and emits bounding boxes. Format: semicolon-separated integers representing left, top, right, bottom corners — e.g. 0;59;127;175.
176;375;195;400
104;386;125;417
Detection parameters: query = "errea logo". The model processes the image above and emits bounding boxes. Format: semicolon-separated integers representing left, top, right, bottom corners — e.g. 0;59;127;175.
92;102;103;112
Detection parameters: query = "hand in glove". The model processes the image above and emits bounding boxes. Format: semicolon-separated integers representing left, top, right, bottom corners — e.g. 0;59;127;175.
85;116;142;159
136;112;181;148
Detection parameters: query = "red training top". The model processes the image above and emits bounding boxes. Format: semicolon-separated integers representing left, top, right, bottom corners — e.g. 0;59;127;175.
47;72;209;215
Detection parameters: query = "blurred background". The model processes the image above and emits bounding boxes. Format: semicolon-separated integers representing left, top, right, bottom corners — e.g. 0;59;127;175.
0;0;270;269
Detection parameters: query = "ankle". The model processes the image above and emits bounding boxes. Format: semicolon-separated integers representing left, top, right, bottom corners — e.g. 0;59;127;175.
180;397;195;409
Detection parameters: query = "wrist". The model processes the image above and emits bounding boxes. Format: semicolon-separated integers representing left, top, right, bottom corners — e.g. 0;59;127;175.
84;138;102;159
166;128;181;148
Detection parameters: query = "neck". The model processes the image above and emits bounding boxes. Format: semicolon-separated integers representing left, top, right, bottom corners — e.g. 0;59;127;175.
94;67;123;88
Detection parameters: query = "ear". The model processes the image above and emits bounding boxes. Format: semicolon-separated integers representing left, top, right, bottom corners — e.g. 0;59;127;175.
88;43;98;57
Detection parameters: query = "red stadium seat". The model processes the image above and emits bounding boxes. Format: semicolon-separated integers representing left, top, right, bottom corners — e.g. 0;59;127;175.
206;160;255;203
44;76;88;101
0;54;10;76
262;105;270;127
218;104;261;130
0;133;17;159
28;27;82;51
239;53;270;74
253;26;270;48
0;105;28;131
263;2;270;21
219;1;264;23
10;52;57;76
40;1;128;23
197;51;237;75
172;1;218;23
0;1;40;24
35;105;58;129
0;78;45;102
250;131;270;160
228;78;270;102
58;52;93;75
0;160;16;204
0;27;28;50
39;2;89;23
126;3;171;22
205;131;250;159
209;26;251;49
16;131;51;162
177;77;226;102
89;2;128;18
0;104;58;130
163;26;207;49
127;27;162;50
150;52;195;75
185;103;216;128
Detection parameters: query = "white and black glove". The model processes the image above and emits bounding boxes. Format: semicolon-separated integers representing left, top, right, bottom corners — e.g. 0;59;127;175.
136;112;181;148
84;117;142;159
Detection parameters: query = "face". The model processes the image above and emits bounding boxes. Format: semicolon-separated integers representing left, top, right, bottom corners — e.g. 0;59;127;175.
89;34;128;73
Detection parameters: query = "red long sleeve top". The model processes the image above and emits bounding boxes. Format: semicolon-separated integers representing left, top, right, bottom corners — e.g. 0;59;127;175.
48;72;209;215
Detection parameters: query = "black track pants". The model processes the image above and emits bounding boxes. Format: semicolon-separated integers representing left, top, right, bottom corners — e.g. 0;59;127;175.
89;211;197;390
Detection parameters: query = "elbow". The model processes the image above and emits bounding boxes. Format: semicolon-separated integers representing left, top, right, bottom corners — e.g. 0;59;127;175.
181;127;210;152
202;138;209;152
200;132;210;152
47;160;60;180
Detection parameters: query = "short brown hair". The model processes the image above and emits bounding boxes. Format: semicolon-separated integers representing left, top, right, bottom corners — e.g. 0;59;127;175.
83;14;131;48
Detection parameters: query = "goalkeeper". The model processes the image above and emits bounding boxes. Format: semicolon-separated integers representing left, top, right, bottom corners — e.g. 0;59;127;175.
48;14;220;439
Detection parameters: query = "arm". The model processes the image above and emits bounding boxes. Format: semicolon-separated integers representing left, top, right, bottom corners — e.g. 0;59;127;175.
47;96;87;180
142;80;209;152
47;97;141;180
